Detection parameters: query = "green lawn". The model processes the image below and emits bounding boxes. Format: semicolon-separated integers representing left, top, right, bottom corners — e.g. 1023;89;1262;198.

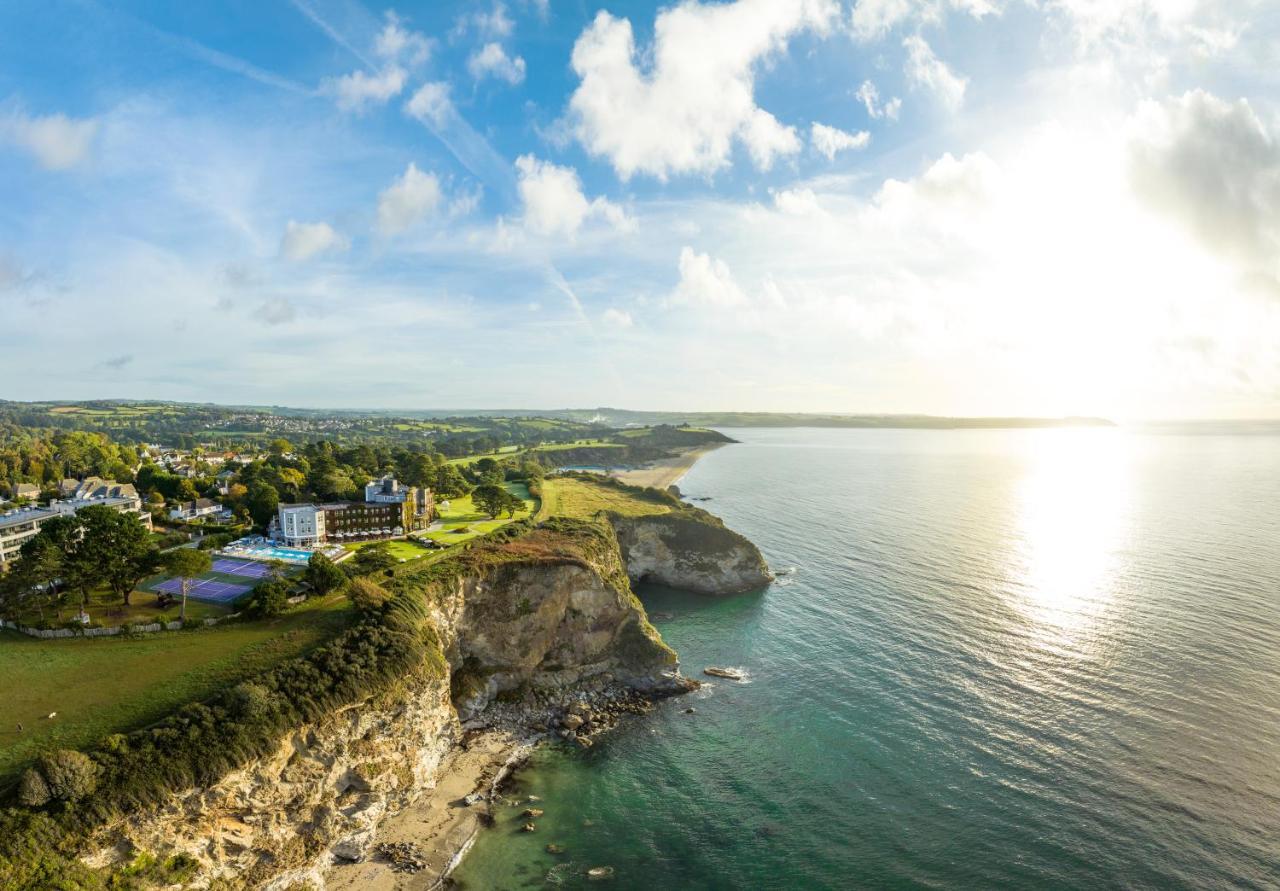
531;440;624;452
425;482;536;545
0;594;355;784
536;476;673;521
343;538;432;561
11;584;231;628
445;446;525;467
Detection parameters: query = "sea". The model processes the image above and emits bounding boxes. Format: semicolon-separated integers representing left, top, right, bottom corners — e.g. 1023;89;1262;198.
453;425;1280;890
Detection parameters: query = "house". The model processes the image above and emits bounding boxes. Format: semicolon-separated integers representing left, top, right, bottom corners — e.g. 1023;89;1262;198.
364;475;435;530
169;498;222;521
215;470;237;495
13;483;40;502
1;487;153;569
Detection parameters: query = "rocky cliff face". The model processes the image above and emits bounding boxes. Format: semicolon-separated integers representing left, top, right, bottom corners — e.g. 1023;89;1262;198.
79;515;765;888
610;513;773;595
83;521;685;888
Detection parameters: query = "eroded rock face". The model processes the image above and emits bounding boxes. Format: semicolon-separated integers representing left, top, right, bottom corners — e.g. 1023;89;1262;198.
609;514;773;595
82;513;760;888
86;672;457;890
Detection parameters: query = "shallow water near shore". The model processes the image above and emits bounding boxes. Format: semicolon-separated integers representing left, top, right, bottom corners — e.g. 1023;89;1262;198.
452;426;1280;890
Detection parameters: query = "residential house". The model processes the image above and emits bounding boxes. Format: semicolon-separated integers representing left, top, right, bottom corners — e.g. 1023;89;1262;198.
169;498;222;521
12;483;40;502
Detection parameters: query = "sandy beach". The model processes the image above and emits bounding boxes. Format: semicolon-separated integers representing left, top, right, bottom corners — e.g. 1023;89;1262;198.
324;730;527;890
611;443;725;489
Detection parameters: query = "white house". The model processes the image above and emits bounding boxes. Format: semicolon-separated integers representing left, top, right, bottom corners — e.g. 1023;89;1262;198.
169;498;222;521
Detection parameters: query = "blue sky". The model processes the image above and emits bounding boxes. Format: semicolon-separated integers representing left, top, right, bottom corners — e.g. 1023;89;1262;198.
1;0;1278;418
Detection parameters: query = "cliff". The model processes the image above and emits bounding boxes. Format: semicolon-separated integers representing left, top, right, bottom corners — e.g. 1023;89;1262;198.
609;512;774;595
6;512;767;889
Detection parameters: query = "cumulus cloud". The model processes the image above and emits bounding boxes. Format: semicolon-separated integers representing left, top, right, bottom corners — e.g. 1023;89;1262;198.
468;42;527;85
404;82;453;126
377;163;443;235
321;67;406;112
279;220;349;261
671;247;748;307
903;35;967;111
568;1;839;180
811;122;871;159
1;109;98;170
856;80;902;120
1128;90;1280;289
514;155;633;238
374;11;432;65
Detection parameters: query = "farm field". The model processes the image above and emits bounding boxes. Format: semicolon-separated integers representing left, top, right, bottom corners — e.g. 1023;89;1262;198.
0;593;355;785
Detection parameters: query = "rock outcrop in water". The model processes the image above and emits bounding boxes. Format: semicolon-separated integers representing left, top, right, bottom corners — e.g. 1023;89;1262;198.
609;512;773;595
64;513;766;888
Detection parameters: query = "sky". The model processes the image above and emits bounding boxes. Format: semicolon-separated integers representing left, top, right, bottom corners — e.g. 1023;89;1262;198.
1;0;1278;419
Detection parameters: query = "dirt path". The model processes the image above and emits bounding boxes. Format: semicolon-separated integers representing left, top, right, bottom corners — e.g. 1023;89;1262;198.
325;731;525;890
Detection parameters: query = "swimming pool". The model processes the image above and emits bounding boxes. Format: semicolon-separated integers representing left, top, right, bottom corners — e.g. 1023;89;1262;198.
219;537;326;565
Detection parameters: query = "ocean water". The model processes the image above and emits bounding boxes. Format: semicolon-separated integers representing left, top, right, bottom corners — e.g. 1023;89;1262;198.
453;427;1280;890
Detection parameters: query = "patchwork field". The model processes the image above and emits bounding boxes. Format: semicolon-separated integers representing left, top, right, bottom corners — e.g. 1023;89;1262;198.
0;594;355;785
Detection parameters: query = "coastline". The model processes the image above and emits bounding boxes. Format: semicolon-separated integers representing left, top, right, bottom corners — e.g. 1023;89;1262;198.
611;442;725;489
324;730;529;890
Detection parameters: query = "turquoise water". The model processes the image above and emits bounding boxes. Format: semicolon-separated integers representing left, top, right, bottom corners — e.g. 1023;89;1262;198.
454;427;1280;890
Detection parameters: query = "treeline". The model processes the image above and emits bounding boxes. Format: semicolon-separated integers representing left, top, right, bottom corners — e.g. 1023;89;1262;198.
0;429;139;497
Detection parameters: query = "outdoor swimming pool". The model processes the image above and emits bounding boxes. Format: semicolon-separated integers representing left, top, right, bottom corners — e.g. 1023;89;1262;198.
218;537;331;566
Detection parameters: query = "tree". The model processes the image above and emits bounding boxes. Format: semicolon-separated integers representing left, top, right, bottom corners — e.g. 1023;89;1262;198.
245;578;289;618
434;464;472;499
349;542;397;576
268;438;293;457
75;506;158;606
162;548;212;622
472;484;523;519
2;535;64;622
247;482;279;528
305;552;347;596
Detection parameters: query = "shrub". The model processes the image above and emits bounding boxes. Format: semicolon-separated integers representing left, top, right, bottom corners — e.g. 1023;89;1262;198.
244;578;290;618
43;750;100;802
17;768;52;808
348;578;391;615
305;552;347;596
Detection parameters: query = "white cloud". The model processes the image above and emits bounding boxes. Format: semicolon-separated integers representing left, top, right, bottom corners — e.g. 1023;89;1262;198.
568;1;839;180
1128;90;1280;289
279;220;349;261
811;122;871;159
375;11;432;65
321;66;406;112
476;4;515;38
671;247;748;307
514;154;633;238
377;163;443;235
1;109;98;170
850;0;1002;42
903;35;967;111
468;42;527;85
404;82;454;126
772;187;824;215
856;80;902;120
602;307;634;328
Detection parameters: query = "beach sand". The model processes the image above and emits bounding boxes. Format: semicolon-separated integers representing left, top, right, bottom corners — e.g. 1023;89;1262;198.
324;730;526;890
611;443;725;490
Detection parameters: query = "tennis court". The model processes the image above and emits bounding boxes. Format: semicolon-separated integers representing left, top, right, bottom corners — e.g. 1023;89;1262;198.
211;558;277;579
153;577;251;604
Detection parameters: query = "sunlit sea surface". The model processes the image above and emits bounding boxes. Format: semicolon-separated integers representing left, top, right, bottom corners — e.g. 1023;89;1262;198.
453;426;1280;890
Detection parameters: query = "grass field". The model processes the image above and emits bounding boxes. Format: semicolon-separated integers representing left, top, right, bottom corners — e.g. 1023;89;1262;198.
535;477;673;521
343;538;431;561
0;594;355;783
425;482;536;545
10;584;232;628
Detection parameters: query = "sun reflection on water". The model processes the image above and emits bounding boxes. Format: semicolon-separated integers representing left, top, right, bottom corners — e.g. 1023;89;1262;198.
1010;428;1133;649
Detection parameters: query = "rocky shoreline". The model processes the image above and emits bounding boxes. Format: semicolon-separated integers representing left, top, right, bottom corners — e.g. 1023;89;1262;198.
323;675;698;889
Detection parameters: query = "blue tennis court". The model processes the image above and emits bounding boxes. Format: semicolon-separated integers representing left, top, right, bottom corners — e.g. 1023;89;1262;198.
211;558;275;579
154;577;251;603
